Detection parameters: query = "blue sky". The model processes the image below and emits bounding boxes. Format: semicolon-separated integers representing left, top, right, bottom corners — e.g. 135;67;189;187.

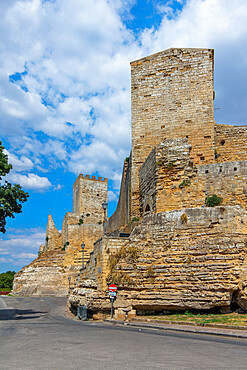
1;0;247;273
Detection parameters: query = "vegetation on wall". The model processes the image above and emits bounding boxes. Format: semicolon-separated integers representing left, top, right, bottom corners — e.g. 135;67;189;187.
78;215;84;225
205;194;223;207
179;179;191;189
106;245;139;286
128;216;140;225
180;213;188;224
61;241;69;251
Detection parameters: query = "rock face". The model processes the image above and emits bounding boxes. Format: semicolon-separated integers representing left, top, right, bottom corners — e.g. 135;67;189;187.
69;206;247;313
13;249;73;296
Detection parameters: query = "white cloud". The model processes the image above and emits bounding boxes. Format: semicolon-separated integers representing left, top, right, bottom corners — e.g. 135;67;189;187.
3;149;34;172
1;0;247;194
108;190;118;202
140;0;247;124
0;0;138;184
6;173;52;191
0;227;45;271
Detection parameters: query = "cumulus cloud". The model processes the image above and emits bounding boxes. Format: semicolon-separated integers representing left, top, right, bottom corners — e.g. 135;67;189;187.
6;172;52;191
141;0;247;124
1;0;247;194
0;227;45;271
3;149;33;172
0;0;138;184
108;190;119;202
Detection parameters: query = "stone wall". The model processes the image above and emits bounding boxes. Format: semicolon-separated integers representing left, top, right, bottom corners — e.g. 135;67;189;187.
139;138;247;214
105;158;131;235
63;222;103;267
69;206;247;312
44;215;61;251
139;147;157;214
215;124;247;163
69;236;129;310
73;174;108;224
131;48;215;218
13;173;106;296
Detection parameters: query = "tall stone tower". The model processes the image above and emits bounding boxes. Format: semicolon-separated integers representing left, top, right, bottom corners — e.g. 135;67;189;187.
73;174;108;224
130;48;215;217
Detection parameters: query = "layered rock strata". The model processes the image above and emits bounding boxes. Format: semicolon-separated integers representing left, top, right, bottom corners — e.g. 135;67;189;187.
69;206;247;313
13;249;74;296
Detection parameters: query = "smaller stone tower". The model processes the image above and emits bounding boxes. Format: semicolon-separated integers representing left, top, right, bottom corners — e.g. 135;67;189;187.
73;174;108;224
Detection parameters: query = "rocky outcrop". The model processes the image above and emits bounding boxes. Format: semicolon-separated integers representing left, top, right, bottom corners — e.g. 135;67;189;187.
13;249;77;296
69;206;247;313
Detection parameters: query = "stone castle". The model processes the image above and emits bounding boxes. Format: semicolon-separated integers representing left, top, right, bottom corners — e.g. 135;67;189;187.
14;48;247;316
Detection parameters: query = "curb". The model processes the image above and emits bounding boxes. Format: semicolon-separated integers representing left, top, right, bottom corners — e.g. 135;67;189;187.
104;319;247;339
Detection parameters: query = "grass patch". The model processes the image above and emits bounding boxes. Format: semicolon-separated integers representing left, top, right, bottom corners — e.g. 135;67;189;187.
142;312;247;327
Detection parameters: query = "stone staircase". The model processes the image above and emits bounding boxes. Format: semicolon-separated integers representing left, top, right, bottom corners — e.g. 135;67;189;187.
32;249;66;268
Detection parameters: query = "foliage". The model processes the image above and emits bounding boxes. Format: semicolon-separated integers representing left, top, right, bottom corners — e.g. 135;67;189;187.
0;141;29;233
147;266;154;277
107;271;132;286
205;194;223;207
78;218;84;225
61;241;69;251
86;213;90;217
46;236;49;242
98;220;102;224
179;179;191;189
106;245;139;286
180;213;188;224
167;160;175;169
61;246;65;251
128;216;140;225
126;246;139;261
156;161;163;167
125;157;129;163
0;271;16;290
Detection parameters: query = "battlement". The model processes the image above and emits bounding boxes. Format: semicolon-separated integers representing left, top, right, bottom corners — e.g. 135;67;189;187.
73;173;108;222
73;174;107;188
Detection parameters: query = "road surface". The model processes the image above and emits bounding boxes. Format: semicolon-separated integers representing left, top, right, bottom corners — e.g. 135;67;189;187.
0;297;247;369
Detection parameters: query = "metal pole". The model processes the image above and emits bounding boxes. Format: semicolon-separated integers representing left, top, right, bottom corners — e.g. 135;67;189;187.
68;276;71;294
81;242;85;270
111;297;114;319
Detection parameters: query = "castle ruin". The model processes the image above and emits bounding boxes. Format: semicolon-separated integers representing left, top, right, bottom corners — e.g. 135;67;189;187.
14;48;247;316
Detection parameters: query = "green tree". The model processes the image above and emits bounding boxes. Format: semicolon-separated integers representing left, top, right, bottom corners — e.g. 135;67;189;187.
0;271;16;290
0;141;29;233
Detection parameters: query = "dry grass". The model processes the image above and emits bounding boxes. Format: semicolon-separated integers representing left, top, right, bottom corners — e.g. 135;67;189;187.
144;312;247;327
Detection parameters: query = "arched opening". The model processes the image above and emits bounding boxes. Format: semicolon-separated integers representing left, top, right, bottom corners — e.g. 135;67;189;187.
145;204;150;213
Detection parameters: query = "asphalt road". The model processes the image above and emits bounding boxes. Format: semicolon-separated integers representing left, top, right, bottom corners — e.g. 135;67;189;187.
1;297;247;369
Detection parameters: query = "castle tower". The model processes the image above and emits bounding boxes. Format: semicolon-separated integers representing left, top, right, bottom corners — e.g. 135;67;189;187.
73;174;108;224
130;48;215;217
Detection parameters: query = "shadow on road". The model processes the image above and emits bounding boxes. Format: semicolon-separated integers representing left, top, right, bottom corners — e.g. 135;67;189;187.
0;308;47;321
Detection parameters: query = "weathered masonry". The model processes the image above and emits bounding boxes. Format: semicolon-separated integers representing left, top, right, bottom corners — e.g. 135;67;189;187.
14;47;247;316
105;48;247;234
69;47;247;316
13;175;107;296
